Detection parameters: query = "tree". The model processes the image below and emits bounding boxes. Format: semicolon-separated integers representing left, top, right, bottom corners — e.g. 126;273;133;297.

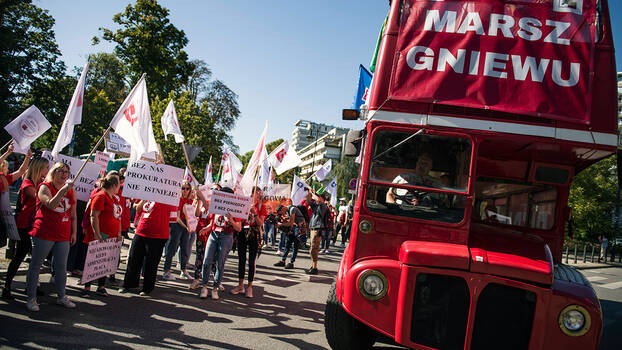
95;0;192;100
568;156;617;242
332;157;360;200
0;0;65;139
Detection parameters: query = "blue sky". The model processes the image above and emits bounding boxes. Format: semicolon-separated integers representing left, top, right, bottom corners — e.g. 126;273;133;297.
38;0;622;153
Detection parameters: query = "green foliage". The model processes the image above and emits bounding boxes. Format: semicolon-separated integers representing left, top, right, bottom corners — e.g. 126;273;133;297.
332;157;359;200
96;0;192;100
568;155;617;242
0;0;65;138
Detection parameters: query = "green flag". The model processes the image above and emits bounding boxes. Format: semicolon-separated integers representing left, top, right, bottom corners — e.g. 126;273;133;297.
370;13;388;73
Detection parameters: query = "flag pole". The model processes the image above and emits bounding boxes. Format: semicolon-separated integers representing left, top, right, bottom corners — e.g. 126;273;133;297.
72;126;112;181
0;139;14;153
215;155;224;184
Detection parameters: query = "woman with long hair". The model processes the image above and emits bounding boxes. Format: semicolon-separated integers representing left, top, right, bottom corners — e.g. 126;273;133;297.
163;180;194;281
2;155;44;299
81;172;122;296
25;162;77;311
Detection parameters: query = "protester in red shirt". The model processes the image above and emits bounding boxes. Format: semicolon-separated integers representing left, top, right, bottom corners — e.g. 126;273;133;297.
82;172;122;296
119;200;176;296
163;181;194;281
231;186;266;298
118;174;132;239
199;187;242;300
25;162;77;312
2;155;45;300
189;183;221;290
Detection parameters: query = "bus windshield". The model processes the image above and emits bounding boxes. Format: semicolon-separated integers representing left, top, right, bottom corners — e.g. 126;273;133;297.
473;178;557;230
365;130;472;224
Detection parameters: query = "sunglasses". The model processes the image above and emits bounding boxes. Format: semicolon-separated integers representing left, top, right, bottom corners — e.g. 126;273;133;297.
182;187;191;190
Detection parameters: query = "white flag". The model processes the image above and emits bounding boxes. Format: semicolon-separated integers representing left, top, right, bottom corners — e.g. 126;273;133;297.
161;99;184;143
327;176;338;207
52;62;89;158
109;76;157;164
239;121;268;195
291;175;310;205
204;156;213;185
221;148;243;174
315;159;333;181
257;159;271;188
219;155;241;188
184;167;199;186
268;140;302;175
4;105;51;150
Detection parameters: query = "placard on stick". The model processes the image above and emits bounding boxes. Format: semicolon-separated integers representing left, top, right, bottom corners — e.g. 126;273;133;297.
81;239;122;284
122;160;184;206
207;190;252;220
41;151;101;202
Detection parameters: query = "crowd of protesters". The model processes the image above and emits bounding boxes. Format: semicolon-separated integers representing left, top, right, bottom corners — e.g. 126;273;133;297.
0;147;353;312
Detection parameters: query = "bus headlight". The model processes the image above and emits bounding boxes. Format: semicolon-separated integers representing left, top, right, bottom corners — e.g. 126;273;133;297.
358;270;388;301
558;305;590;336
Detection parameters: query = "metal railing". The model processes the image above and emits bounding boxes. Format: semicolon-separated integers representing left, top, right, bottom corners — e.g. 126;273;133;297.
563;242;622;264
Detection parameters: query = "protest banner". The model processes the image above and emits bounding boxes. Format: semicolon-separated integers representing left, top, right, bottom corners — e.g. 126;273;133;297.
122;160;184;206
94;151;110;175
198;184;213;202
0;192;19;241
184;204;198;232
105;132;132;157
207;190;252;220
4;105;51;149
81;239;123;284
58;154;101;202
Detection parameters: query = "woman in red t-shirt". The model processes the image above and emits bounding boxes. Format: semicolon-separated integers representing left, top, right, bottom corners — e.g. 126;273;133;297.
25;162;77;312
188;183;221;290
231;186;266;298
82;172;122;296
119;200;176;296
2;155;44;300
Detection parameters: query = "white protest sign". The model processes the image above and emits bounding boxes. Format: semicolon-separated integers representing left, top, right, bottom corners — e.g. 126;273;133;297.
122;160;184;206
207;190;252;220
0;192;19;241
274;184;291;198
41;150;55;164
81;239;122;284
11;140;30;155
56;154;101;202
198;184;213;202
94;151;110;175
184;204;198;232
105;132;132;156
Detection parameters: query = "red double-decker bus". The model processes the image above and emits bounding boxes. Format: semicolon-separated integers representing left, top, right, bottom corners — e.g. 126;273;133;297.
325;1;618;349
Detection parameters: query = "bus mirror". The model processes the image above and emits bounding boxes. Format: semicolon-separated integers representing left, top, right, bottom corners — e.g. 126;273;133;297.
342;109;360;120
344;129;364;157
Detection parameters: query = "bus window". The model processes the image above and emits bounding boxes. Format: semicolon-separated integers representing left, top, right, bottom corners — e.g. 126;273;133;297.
474;178;557;230
365;130;471;224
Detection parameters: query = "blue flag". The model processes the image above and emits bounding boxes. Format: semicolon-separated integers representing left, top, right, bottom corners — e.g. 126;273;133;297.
352;64;372;111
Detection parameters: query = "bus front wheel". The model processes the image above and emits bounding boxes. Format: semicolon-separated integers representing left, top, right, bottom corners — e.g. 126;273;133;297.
324;282;377;350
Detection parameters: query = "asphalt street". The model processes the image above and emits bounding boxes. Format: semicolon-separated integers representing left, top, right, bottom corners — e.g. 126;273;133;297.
1;239;622;349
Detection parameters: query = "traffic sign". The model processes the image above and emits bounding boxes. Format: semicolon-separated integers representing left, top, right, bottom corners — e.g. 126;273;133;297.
349;178;357;191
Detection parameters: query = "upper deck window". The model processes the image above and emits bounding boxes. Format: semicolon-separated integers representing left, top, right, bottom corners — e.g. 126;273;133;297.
365;130;472;223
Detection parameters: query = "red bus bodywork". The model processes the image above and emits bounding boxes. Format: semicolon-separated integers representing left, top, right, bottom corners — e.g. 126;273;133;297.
329;1;618;349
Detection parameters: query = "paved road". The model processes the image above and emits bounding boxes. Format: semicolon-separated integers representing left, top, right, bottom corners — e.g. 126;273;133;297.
1;240;621;349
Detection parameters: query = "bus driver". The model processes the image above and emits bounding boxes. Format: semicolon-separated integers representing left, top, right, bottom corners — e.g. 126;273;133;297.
385;153;444;206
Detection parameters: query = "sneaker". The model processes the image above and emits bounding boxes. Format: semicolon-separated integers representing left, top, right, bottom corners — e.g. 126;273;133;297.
211;288;219;300
325;249;331;254
162;271;176;281
139;291;148;296
230;285;245;295
57;296;76;308
200;286;209;299
189;279;201;290
95;288;109;297
26;298;39;312
181;271;193;280
245;286;253;298
66;272;72;277
275;250;282;255
118;287;129;294
305;268;318;275
218;284;225;292
273;260;285;267
80;288;90;297
285;262;294;269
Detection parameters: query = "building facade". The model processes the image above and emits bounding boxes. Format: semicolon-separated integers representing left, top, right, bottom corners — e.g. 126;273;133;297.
291;120;349;152
291;120;350;179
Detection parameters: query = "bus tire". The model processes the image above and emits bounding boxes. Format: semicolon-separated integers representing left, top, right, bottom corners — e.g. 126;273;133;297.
324;282;377;350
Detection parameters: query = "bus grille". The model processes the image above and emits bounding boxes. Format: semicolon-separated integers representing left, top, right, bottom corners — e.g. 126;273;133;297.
410;273;470;350
470;283;536;350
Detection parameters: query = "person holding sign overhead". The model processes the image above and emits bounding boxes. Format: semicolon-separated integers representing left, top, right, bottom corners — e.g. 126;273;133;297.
81;172;122;297
25;162;77;312
2;156;46;300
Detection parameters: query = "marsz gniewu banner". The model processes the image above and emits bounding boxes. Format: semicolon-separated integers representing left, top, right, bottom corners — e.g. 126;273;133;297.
389;0;595;123
122;160;184;206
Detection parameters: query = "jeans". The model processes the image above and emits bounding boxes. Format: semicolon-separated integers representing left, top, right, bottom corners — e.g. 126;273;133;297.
27;237;70;300
321;229;331;250
164;222;189;271
123;235;167;294
201;232;234;288
262;222;275;247
281;227;300;263
180;231;196;270
278;231;286;251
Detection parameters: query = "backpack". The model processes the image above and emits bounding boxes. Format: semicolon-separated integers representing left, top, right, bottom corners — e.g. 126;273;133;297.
296;204;310;224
